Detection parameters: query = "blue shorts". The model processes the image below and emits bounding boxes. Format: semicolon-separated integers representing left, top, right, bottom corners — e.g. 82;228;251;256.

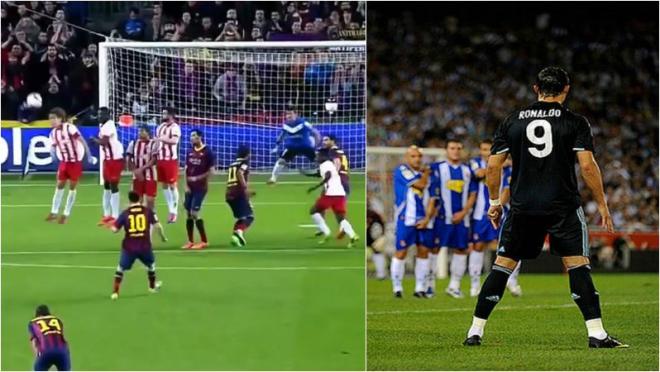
280;146;316;162
184;189;207;214
440;223;470;249
119;249;155;271
226;197;254;220
395;223;434;250
472;218;499;243
34;348;70;371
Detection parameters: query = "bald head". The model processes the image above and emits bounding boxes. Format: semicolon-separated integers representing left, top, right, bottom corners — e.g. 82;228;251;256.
404;145;423;170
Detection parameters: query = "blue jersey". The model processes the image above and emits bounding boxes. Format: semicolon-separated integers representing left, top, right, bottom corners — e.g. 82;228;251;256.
470;157;489;221
502;165;512;213
282;117;315;149
433;161;478;227
393;164;429;227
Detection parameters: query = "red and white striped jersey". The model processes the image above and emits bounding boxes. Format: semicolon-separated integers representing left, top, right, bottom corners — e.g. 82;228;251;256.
99;120;124;160
49;122;84;162
156;121;181;160
127;139;159;181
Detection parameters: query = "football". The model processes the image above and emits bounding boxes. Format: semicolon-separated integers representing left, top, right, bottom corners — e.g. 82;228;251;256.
25;92;42;109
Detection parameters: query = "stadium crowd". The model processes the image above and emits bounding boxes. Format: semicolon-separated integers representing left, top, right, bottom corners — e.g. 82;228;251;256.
368;8;658;231
1;1;366;122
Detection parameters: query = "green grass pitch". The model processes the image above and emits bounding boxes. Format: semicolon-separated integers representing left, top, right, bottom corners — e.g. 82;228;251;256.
1;173;365;370
367;273;658;370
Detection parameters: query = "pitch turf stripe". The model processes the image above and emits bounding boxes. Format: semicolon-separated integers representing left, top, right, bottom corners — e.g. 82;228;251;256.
2;248;361;255
366;300;659;316
1;180;366;187
1;262;364;271
1;201;363;208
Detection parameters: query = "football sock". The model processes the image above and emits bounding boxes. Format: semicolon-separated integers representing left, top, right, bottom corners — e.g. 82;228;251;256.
63;190;77;216
427;252;438;291
469;250;485;290
508;261;521;287
271;161;285;181
391;257;405;293
244;216;254;229
585;318;608;340
113;268;124;293
110;191;120;219
186;218;194;242
449;253;467;290
467;316;488;338
339;219;356;238
474;264;512;319
414;257;430;293
51;188;64;214
171;187;179;212
568;265;602;321
102;190;112;217
147;270;156;289
195;219;207;242
311;213;331;236
372;253;387;279
163;188;173;213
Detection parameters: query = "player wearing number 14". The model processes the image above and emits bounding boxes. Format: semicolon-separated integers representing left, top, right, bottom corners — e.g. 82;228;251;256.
29;305;70;371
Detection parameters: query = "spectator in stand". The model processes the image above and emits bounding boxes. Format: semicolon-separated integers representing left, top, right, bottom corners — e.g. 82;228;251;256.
69;50;98;113
47;9;75;46
112;7;146;41
266;11;284;39
38;1;58;30
2;52;26;97
252;9;267;34
213;65;245;114
1;79;20;119
2;30;34;55
34;31;50;58
176;61;199;115
195;16;218;41
172;11;197;41
1;7;12;43
250;27;264;42
292;21;302;35
39;44;68;90
14;15;40;43
147;76;168;115
42;79;68;113
132;86;151;122
216;19;243;41
341;11;359;30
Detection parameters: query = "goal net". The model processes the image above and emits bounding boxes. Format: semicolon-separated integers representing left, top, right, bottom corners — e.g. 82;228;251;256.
98;40;366;175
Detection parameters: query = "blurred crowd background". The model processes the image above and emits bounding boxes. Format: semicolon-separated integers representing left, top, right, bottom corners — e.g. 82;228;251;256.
1;1;366;123
368;4;658;231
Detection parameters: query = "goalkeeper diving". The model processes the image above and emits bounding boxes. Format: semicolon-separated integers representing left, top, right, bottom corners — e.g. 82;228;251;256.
268;104;320;184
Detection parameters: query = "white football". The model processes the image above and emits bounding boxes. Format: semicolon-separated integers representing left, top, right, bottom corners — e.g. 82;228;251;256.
26;92;42;109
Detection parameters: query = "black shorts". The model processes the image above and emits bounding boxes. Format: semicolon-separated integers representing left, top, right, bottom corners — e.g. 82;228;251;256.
497;207;589;260
226;197;253;220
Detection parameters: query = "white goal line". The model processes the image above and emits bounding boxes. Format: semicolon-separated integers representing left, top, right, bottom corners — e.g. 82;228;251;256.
1;262;364;271
2;248;361;255
367;300;659;316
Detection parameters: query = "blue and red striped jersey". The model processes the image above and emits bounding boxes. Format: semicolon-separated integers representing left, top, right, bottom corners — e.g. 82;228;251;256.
29;315;68;352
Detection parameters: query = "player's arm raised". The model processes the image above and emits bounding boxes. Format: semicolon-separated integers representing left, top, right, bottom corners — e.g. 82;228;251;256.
486;153;507;228
577;151;613;232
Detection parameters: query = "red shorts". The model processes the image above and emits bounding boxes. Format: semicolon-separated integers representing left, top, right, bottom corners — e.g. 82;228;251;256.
157;160;179;184
314;195;347;214
57;161;83;182
103;159;123;183
133;179;157;198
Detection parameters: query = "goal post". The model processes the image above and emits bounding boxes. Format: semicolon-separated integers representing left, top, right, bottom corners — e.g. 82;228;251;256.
97;40;366;183
367;146;448;278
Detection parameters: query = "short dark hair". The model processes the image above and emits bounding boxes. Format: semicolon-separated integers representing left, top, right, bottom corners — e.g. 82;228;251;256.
191;129;203;138
285;103;297;112
138;124;150;135
35;305;50;317
49;107;66;120
480;139;493;146
163;106;176;117
446;139;462;147
237;144;250;158
324;134;337;143
128;190;140;203
536;66;570;96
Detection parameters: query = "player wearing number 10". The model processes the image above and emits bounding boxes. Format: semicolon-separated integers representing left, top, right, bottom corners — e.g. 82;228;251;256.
464;66;627;348
110;191;163;300
29;305;70;371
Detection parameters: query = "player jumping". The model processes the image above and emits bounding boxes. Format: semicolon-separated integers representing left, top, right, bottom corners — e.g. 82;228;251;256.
111;191;164;300
46;107;94;224
91;107;124;228
126;125;167;242
268;105;320;185
156;107;181;223
463;66;627;348
308;150;359;248
29;305;71;371
182;130;215;250
226;145;255;247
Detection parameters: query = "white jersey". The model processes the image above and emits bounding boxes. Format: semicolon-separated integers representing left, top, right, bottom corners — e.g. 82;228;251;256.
319;160;345;196
127;139;159;181
156;121;181;160
49;122;84;162
99;120;124;160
